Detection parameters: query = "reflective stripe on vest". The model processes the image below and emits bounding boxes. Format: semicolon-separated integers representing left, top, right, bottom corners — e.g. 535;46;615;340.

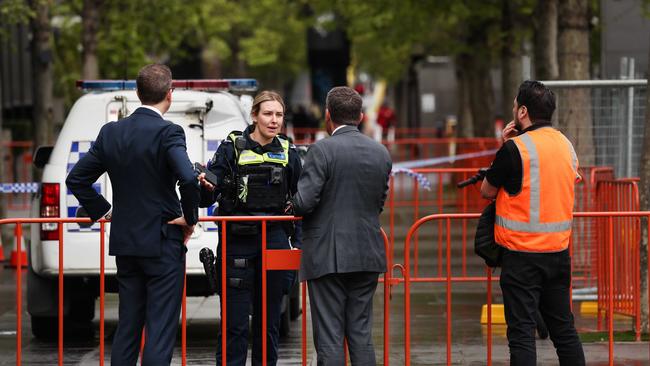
495;128;578;252
230;133;290;167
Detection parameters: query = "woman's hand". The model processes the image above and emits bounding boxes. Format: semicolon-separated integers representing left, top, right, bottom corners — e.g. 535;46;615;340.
198;172;215;192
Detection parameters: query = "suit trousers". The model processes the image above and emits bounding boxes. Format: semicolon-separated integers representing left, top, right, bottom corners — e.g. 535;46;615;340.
110;237;186;366
308;272;380;366
500;249;585;366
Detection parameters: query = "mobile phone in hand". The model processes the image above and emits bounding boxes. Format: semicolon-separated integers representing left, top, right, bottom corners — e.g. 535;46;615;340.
194;162;218;186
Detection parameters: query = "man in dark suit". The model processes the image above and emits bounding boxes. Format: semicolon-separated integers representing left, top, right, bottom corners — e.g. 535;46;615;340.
66;64;199;366
291;86;392;365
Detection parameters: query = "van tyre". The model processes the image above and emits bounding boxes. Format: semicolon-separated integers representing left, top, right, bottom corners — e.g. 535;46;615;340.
31;316;94;341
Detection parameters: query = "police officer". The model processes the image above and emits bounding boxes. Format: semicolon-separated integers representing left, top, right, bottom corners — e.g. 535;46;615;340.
481;81;585;365
198;90;301;366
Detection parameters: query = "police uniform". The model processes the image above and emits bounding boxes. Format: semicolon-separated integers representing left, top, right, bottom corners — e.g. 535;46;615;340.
200;125;301;366
486;122;585;365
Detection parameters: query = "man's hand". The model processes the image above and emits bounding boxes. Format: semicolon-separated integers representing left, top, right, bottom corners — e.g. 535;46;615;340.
168;216;195;245
198;172;216;192
502;120;519;142
284;200;294;215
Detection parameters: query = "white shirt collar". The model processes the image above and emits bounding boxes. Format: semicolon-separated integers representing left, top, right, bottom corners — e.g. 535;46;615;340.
332;124;348;135
139;105;164;117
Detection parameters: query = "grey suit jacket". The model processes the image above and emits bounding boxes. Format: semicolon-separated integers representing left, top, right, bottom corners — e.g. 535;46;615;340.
293;125;392;281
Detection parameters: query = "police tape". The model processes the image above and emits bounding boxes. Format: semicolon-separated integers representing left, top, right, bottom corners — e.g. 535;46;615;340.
0;183;39;193
393;149;498;170
391;169;432;191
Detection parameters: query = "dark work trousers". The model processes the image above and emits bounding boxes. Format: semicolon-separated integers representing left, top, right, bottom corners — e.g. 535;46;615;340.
110;236;186;366
500;249;585;366
215;226;289;366
308;272;380;366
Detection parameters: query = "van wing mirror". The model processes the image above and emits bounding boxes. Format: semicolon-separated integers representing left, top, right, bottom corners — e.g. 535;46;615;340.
33;145;54;169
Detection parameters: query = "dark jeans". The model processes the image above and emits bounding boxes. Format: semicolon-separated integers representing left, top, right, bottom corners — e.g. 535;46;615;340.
500;249;585;366
215;228;289;366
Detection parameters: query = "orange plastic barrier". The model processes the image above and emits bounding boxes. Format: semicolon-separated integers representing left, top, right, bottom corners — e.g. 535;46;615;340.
594;180;641;339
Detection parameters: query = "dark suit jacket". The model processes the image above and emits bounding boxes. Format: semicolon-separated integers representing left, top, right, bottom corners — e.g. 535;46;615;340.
66;107;200;257
293;125;392;281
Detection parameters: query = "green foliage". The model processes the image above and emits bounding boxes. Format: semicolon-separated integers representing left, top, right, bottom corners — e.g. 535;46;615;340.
46;0;308;107
309;0;536;82
0;0;34;40
184;0;308;85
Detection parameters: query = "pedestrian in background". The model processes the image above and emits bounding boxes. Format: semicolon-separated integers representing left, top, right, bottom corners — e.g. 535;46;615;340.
291;86;392;365
67;64;199;365
480;80;585;366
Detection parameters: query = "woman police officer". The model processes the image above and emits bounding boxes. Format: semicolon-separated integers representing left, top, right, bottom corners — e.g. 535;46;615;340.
198;90;302;365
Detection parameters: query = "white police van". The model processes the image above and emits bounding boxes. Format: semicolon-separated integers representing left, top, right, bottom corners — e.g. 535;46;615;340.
28;79;263;339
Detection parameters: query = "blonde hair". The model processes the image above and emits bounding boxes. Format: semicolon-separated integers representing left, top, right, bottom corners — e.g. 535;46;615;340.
251;90;285;118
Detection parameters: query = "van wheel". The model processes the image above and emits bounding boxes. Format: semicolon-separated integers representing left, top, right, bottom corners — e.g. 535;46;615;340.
31;316;94;341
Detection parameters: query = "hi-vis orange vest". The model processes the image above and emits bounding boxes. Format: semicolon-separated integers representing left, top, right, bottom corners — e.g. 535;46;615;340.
495;127;578;252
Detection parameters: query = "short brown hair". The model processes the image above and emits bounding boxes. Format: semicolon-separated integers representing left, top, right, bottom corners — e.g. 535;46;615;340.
251;90;285;117
326;86;362;125
136;64;172;105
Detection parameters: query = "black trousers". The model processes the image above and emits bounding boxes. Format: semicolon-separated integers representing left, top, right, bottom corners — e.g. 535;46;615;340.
215;228;290;366
308;272;380;366
500;249;585;366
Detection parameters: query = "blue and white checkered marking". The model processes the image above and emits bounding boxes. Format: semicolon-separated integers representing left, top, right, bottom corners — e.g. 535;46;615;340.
391;168;432;191
203;139;221;232
0;183;39;193
67;141;103;232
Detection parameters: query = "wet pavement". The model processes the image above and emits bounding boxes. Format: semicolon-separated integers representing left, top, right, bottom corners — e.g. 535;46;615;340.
1;262;649;365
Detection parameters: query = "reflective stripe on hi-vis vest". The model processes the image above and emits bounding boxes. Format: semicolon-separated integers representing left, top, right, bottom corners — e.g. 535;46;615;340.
229;133;290;167
495;127;578;252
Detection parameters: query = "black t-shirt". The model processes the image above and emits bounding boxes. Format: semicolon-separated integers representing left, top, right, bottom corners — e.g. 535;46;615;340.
485;122;553;195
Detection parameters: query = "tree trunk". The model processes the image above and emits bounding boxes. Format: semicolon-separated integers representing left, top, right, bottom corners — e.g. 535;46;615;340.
534;0;559;80
638;40;650;333
200;46;222;78
0;77;5;226
558;0;595;165
501;0;524;119
469;57;495;137
455;55;474;138
81;0;102;79
30;0;54;152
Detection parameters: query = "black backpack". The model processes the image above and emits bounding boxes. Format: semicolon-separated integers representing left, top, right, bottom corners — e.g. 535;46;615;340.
474;201;504;267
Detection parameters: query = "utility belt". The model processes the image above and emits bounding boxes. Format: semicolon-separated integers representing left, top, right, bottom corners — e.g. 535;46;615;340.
226;257;256;268
225;220;291;237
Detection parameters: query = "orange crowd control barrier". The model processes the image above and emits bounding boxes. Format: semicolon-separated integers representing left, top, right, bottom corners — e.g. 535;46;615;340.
399;211;650;366
3;211;648;366
1;216;396;366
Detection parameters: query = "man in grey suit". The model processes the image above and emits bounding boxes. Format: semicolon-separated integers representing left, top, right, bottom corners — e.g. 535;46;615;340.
291;86;392;365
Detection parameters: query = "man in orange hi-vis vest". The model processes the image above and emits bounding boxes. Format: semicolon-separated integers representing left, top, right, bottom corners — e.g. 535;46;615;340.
481;80;585;366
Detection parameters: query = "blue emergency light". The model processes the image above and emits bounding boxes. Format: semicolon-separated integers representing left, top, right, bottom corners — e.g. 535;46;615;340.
76;79;258;92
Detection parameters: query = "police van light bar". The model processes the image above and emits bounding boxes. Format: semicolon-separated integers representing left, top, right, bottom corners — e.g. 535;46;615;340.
76;79;258;92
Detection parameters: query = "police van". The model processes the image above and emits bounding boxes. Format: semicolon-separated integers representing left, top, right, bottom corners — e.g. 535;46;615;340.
29;79;298;339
